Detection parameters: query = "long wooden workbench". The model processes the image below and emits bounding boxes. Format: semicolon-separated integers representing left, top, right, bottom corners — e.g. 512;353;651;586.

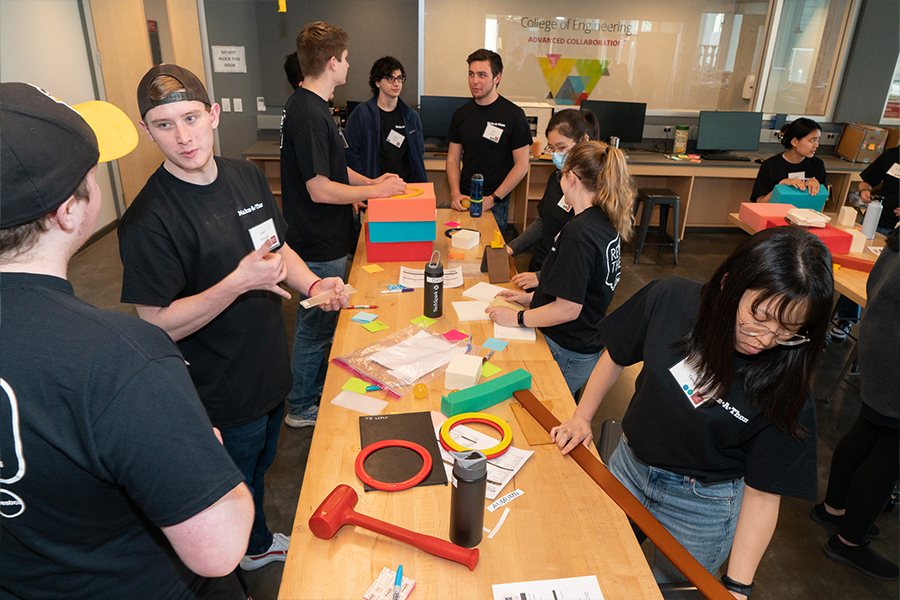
278;208;661;599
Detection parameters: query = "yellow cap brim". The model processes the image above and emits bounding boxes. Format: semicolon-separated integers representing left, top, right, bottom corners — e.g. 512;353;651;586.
72;100;138;163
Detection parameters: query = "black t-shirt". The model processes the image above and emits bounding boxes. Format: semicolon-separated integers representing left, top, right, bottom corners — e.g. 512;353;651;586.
0;273;245;600
379;106;411;182
860;146;899;230
281;86;355;261
531;173;573;271
599;277;818;498
118;158;291;428
750;154;827;202
530;206;621;354
447;95;532;200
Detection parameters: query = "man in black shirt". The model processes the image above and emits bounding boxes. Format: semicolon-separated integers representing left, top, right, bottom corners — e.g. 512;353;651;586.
446;48;532;233
281;22;406;428
858;145;899;234
1;82;252;599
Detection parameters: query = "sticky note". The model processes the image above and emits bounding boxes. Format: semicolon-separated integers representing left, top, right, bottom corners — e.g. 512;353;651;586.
443;329;468;342
362;264;384;273
411;315;437;326
444;221;460;227
482;338;509;352
482;363;503;378
363;320;389;333
342;377;370;394
448;252;464;259
351;311;378;323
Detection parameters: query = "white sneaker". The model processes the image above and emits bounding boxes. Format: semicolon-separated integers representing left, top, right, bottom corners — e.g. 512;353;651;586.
284;405;318;428
239;532;290;571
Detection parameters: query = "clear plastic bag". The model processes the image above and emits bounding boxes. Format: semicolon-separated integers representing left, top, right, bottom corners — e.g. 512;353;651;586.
331;324;482;398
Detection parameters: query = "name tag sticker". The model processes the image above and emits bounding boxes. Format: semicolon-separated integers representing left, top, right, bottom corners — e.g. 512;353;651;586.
483;123;504;143
557;195;572;212
248;218;279;251
887;163;900;179
788;171;806;180
387;129;405;148
668;358;707;408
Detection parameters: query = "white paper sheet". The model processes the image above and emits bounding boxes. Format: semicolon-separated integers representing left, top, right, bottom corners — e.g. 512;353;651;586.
369;330;468;385
398;266;464;289
463;281;507;301
452;300;491;321
494;323;536;341
329;390;388;415
492;576;605;600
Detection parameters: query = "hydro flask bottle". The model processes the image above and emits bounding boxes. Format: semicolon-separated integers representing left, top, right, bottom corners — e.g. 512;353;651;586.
449;450;487;548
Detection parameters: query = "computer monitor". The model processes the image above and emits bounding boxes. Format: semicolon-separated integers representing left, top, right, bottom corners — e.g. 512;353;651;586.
580;100;647;144
419;95;471;140
696;111;763;152
346;100;362;120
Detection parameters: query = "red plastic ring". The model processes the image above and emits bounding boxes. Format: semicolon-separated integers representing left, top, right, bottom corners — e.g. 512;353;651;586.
355;439;433;492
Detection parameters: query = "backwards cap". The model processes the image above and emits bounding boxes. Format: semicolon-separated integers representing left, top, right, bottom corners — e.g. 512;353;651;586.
136;63;210;118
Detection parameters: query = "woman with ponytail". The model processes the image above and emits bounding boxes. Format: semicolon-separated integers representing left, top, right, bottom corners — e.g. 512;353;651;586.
486;141;635;395
506;108;600;290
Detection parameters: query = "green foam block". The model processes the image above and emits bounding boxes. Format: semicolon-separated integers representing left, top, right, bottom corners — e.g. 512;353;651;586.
441;368;532;416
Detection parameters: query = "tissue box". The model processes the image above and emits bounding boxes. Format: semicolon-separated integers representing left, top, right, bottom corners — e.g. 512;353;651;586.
444;354;484;391
451;229;480;250
739;203;791;231
770;184;828;211
368;182;437;222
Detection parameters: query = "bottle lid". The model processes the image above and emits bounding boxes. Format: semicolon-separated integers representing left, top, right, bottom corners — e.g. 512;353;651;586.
451;450;487;479
472;173;484;181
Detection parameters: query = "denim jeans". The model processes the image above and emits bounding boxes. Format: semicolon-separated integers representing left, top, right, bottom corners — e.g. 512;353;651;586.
544;336;601;397
220;404;284;555
608;436;744;583
287;255;350;416
835;294;860;322
489;201;509;235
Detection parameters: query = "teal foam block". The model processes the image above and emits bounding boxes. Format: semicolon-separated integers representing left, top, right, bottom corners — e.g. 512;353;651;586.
441;368;532;417
369;220;436;243
769;184;828;211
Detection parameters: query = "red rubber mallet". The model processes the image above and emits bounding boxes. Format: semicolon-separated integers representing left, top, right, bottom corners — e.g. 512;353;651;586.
308;484;479;570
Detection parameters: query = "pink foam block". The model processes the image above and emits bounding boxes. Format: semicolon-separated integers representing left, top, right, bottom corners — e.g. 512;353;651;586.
739;203;791;231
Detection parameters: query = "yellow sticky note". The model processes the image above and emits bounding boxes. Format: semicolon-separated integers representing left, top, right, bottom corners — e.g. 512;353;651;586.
341;377;369;394
363;264;384;273
278;0;286;11
410;315;437;326
363;319;389;333
482;362;503;378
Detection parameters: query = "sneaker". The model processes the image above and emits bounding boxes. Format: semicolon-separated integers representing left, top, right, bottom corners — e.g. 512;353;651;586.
284;405;318;428
810;503;881;538
240;532;290;571
823;535;899;580
830;321;852;340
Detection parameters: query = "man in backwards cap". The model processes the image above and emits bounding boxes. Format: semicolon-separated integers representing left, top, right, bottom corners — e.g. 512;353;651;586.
118;64;347;571
0;83;253;598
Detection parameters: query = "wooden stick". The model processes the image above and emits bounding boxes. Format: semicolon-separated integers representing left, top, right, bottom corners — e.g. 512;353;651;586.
513;389;732;600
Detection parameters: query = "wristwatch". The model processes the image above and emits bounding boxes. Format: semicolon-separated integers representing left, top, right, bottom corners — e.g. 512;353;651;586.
517;309;526;328
490;193;501;204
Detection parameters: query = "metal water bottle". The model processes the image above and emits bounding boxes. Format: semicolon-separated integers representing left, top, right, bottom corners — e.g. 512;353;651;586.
861;199;883;239
469;174;484;218
449;450;487;548
424;250;443;318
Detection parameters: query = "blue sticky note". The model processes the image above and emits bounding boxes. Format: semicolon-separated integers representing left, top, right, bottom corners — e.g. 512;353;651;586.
351;311;378;323
483;338;509;352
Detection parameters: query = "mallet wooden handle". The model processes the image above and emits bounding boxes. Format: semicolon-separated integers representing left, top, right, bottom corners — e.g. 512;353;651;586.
513;389;732;600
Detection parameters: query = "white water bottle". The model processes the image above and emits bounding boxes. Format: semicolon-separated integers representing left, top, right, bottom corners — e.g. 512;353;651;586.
861;200;883;240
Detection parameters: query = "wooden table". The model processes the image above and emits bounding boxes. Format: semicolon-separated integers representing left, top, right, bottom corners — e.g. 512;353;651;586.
278;209;661;600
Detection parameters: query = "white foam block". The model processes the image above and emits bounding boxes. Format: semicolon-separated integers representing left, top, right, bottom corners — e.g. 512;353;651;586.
444;353;483;390
846;228;867;253
451;229;480;250
452;300;490;321
838;206;857;228
493;323;536;341
463;281;506;302
330;390;388;415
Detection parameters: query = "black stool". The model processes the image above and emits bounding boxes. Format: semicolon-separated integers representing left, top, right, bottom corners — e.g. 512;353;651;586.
633;188;680;264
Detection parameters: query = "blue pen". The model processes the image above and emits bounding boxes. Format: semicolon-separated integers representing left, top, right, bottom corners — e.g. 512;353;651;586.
393;565;403;600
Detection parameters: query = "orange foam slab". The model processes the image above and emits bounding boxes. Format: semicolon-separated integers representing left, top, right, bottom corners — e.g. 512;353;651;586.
368;182;437;223
739;202;791;232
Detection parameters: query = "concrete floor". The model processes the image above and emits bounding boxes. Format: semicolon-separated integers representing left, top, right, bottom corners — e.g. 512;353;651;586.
67;227;898;600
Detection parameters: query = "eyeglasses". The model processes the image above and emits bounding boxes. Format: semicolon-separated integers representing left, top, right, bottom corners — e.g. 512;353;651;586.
557;170;581;182
739;319;809;346
544;142;573;155
382;76;406;84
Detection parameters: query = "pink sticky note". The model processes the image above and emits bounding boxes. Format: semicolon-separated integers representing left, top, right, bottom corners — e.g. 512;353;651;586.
444;221;461;227
442;329;468;342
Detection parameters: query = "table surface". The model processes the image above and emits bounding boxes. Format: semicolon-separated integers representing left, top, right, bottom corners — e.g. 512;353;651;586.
727;212;882;307
278;209;661;600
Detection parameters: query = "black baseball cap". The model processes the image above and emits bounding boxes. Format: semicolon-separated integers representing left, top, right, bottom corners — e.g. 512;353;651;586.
137;64;211;118
1;82;138;228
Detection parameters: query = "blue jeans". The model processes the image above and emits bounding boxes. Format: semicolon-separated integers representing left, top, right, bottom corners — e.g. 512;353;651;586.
220;404;284;555
490;201;509;234
835;295;860;322
608;436;744;583
287;255;350;416
544;336;601;397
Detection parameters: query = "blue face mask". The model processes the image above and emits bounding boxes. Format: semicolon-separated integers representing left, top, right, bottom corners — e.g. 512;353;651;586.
552;152;567;171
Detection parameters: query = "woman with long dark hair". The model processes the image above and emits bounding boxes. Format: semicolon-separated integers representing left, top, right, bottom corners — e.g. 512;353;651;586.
551;226;834;597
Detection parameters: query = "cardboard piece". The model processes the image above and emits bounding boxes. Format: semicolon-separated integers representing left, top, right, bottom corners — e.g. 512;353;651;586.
451;229;480;250
739;202;791;231
367;182;437;222
365;225;433;262
510;400;555;446
489;296;524;312
369;220;436;243
444;354;484;390
835;123;888;163
358;411;448;491
838;206;858;228
440;368;532;416
769;185;828;211
300;283;357;309
481;245;511;283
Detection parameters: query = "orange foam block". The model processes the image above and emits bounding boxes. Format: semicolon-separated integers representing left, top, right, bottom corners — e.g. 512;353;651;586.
739;202;791;231
832;254;875;273
368;182;436;223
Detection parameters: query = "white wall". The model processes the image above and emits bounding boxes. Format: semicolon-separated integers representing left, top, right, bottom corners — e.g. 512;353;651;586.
1;0;120;233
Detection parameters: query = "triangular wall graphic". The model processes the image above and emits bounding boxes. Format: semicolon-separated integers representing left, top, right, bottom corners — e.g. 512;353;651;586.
537;56;611;105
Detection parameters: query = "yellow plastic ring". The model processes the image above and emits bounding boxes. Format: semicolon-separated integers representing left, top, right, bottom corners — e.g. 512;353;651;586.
439;412;512;459
392;186;424;198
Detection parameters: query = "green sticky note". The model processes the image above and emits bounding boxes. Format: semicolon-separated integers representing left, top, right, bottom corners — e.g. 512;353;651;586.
363;319;389;333
341;377;370;394
482;362;503;378
410;315;437;326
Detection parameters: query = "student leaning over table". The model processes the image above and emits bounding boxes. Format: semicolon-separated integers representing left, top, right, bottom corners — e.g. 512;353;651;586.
550;226;834;599
486;141;635;396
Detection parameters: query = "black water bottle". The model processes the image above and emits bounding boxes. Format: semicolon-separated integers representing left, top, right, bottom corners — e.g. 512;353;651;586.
424;250;443;318
449;450;487;548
